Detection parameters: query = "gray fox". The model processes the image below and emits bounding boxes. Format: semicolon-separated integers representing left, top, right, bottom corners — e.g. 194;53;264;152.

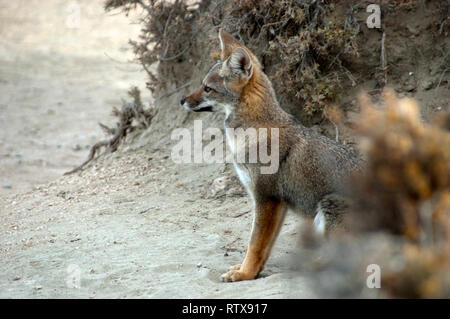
180;29;361;282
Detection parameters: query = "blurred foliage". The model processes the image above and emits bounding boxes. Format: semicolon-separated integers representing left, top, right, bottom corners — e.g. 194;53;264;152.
298;92;450;299
354;89;450;241
352;89;450;298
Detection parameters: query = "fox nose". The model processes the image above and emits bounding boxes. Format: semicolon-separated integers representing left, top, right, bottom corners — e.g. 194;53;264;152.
180;98;185;105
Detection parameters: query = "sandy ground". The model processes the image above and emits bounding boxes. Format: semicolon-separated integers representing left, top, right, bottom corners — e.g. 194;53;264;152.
0;0;313;298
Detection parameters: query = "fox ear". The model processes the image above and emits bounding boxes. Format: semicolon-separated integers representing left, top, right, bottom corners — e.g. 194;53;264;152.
219;29;242;61
228;47;253;78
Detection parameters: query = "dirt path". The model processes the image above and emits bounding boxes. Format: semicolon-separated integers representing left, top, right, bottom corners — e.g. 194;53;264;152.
0;1;313;298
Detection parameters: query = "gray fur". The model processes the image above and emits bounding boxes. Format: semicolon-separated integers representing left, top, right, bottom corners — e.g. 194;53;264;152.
205;63;362;229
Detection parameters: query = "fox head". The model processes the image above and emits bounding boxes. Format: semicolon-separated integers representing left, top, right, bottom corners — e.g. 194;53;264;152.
180;29;261;113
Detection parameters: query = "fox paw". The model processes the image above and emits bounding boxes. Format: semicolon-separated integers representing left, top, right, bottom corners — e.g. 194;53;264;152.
221;264;255;282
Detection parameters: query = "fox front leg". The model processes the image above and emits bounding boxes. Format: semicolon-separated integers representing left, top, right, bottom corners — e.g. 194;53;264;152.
221;199;287;282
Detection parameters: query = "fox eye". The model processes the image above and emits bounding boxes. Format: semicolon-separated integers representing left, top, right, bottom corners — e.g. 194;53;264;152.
204;86;212;93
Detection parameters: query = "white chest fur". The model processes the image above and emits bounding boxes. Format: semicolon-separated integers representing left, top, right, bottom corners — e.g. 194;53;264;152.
226;127;253;197
233;162;251;186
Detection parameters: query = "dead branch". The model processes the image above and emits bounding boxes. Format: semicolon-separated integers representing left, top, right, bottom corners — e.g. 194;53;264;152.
155;81;192;101
64;87;154;175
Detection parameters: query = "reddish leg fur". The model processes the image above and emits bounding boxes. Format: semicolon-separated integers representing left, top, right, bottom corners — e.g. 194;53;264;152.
221;199;287;282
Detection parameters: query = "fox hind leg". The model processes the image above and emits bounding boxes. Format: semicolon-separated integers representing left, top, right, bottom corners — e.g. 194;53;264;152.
221;199;287;282
313;193;349;236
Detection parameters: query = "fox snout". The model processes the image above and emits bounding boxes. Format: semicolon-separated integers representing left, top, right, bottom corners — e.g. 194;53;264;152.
180;89;213;113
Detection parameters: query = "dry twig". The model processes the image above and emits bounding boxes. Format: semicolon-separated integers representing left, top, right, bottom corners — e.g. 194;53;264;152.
64;87;154;175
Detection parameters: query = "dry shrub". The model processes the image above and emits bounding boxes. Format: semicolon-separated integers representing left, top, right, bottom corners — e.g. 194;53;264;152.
432;0;449;36
105;0;362;117
104;0;448;120
216;0;360;115
351;89;450;298
104;0;203;94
